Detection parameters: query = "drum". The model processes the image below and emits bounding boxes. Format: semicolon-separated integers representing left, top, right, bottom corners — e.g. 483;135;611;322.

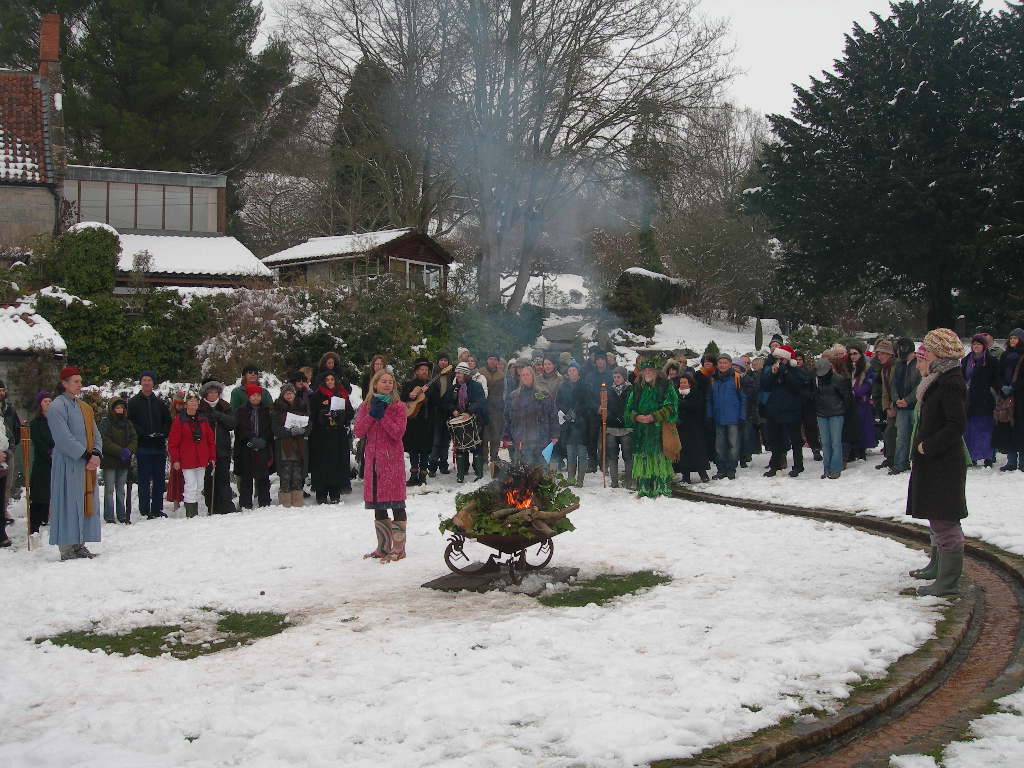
447;413;482;451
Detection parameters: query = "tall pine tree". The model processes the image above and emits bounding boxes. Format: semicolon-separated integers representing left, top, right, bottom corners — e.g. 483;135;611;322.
747;0;1008;327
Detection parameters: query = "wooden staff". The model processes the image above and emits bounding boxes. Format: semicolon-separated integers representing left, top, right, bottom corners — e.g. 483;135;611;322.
19;422;31;549
600;382;608;488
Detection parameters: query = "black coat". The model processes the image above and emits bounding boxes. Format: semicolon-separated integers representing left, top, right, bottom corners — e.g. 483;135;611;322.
906;367;968;521
1;400;20;446
555;378;593;445
814;372;852;418
233;403;275;479
605;384;630;429
127;391;171;454
760;364;807;424
29;415;53;503
199;398;236;460
961;353;997;418
401;378;434;453
676;387;710;472
308;387;354;487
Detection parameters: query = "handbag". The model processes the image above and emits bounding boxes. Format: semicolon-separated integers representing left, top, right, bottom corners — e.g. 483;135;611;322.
661;421;681;462
995;396;1014;425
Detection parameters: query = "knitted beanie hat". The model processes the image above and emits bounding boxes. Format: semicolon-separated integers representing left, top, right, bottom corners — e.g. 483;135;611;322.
874;339;895;356
923;328;963;359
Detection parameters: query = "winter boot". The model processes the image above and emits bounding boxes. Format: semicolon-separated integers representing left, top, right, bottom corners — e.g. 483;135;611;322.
74;544;96;558
574;462;585;488
456;453;469;483
382;521;406;563
610;462;620;488
910;547;938;580
364;519;391;559
472;453;484;482
59;545;80;561
291;490;304;507
419;469;429;485
406;471;420;487
278;492;292;508
184;502;199;518
917;550;963;597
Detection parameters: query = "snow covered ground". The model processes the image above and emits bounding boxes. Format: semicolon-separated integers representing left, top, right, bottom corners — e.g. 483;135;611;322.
0;476;943;767
688;448;1024;768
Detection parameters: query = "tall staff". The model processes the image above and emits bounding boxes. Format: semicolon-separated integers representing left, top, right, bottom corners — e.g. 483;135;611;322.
19;422;31;549
600;382;608;488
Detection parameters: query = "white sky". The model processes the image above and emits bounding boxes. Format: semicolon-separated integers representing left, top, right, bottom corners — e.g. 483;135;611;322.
706;0;1009;116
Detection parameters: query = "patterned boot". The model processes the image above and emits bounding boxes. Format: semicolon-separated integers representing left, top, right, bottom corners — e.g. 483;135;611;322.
382;521;407;563
364;519;392;559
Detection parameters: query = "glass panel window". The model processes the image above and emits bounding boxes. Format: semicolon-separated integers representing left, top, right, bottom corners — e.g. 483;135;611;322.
191;188;217;232
425;265;441;293
409;262;425;290
79;181;106;222
164;186;190;231
136;184;163;230
109;182;136;229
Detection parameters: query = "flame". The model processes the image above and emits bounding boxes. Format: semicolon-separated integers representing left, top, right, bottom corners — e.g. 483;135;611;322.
505;489;534;509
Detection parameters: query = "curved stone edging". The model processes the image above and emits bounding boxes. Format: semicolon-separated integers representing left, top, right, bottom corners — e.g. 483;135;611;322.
650;487;1024;768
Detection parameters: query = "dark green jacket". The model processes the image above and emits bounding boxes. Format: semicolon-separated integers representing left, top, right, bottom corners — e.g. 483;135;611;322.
99;415;138;470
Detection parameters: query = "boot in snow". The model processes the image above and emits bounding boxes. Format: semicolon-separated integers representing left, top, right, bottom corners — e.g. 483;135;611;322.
456;453;469;483
910;547;938;579
59;545;80;561
917;550;963;597
406;471;420;487
185;502;199;518
364;519;391;559
472;453;484;482
290;490;304;507
382;521;406;563
74;544;96;558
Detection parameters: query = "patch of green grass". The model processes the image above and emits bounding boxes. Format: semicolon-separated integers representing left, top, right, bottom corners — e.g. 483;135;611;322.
537;571;671;608
38;611;290;660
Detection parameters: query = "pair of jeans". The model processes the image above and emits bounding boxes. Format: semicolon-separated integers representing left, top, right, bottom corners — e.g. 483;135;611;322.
1004;450;1024;469
740;420;760;462
561;442;588;474
605;431;633;487
766;420;804;471
103;466;129;522
714;424;740;475
136;452;166;516
894;408;914;470
817;416;844;475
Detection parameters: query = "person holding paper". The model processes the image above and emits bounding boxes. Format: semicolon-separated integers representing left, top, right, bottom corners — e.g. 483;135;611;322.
309;371;354;503
501;365;558;469
273;383;311;507
233;385;275;509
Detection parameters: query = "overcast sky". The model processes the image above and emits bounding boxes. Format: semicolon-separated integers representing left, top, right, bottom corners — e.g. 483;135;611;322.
710;0;1010;117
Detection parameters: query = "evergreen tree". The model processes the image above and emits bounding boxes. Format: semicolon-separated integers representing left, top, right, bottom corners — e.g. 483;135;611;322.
329;58;402;233
747;0;1009;328
703;340;720;361
61;1;313;200
754;318;764;351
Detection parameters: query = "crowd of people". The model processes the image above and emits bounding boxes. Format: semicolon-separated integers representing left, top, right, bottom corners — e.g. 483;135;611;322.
0;324;1016;595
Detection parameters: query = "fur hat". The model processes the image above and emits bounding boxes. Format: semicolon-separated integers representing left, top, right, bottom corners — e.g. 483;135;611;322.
280;382;296;396
873;339;895;356
200;380;224;397
923;328;963;360
772;345;795;362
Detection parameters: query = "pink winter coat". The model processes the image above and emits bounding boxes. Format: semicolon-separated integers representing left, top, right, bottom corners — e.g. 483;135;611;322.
353;398;408;505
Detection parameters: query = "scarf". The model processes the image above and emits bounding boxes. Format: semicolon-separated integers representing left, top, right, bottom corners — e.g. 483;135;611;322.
457;380;468;412
77;398;97;517
612;381;629;397
915;357;961;404
250;405;260;440
181;412;203;443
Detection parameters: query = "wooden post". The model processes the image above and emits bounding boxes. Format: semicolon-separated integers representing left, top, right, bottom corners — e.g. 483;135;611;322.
19;422;31;549
600;382;608;488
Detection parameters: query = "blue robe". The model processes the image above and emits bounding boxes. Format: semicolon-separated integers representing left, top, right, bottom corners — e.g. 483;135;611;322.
48;393;102;546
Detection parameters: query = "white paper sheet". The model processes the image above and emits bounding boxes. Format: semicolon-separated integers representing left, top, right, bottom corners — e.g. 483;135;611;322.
284;413;309;430
329;396;345;411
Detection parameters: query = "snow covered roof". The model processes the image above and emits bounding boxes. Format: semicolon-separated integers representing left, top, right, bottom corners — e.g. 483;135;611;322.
263;229;414;266
0;71;51;184
118;233;272;277
0;302;66;353
623;267;685;284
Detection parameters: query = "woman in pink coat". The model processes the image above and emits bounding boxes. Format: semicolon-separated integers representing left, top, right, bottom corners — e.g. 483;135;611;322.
353;369;409;562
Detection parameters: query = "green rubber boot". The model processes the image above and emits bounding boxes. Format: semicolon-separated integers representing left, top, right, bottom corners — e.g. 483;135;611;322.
909;547;938;580
917;550;963;597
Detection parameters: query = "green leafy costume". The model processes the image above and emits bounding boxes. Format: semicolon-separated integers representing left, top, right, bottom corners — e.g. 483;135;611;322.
625;379;679;498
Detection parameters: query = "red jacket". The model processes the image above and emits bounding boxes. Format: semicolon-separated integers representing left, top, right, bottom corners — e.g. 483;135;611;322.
168;413;216;469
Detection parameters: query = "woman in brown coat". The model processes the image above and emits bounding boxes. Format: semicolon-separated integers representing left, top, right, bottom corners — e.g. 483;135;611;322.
906;328;969;597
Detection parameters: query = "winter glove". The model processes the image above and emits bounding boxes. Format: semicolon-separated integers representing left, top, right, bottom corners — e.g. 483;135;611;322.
1002;385;1013;397
247;437;267;451
119;447;132;462
369;399;386;420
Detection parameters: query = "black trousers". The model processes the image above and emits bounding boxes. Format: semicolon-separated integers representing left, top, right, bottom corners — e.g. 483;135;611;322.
767;420;805;471
30;501;49;533
238;474;271;508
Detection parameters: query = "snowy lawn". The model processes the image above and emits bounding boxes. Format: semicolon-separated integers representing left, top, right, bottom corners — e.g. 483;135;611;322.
688;448;1024;768
0;478;943;767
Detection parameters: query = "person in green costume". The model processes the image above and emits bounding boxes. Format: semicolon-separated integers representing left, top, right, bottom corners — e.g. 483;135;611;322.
625;360;679;498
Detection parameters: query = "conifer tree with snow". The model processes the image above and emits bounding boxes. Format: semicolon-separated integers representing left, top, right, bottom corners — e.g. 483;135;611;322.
747;0;1018;328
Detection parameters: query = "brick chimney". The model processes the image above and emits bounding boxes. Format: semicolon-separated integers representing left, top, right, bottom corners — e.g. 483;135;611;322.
38;13;60;78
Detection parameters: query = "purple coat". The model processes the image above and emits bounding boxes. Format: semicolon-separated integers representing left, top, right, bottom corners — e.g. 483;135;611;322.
353;399;408;505
852;371;878;450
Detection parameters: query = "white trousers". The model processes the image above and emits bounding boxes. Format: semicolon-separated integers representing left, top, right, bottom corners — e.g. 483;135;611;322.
182;467;206;505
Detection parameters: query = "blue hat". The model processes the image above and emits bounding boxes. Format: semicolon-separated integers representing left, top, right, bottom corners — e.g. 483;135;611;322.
567;359;581;373
139;370;158;384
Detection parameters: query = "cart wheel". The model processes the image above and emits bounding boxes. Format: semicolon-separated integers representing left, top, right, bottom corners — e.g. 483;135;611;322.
518;538;554;570
443;537;500;574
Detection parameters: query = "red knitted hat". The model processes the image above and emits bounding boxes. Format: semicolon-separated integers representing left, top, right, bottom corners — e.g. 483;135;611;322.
59;366;82;380
244;384;262;397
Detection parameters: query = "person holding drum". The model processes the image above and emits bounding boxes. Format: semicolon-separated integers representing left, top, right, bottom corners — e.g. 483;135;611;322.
442;363;489;483
502;365;559;468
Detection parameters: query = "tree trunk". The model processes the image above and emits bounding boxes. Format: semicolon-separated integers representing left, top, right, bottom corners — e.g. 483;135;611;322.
926;260;956;330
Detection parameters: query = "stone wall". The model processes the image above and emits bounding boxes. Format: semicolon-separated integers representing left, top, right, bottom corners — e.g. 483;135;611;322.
0;185;55;246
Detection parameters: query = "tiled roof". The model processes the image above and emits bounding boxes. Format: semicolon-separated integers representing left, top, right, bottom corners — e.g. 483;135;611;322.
0;71;50;185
